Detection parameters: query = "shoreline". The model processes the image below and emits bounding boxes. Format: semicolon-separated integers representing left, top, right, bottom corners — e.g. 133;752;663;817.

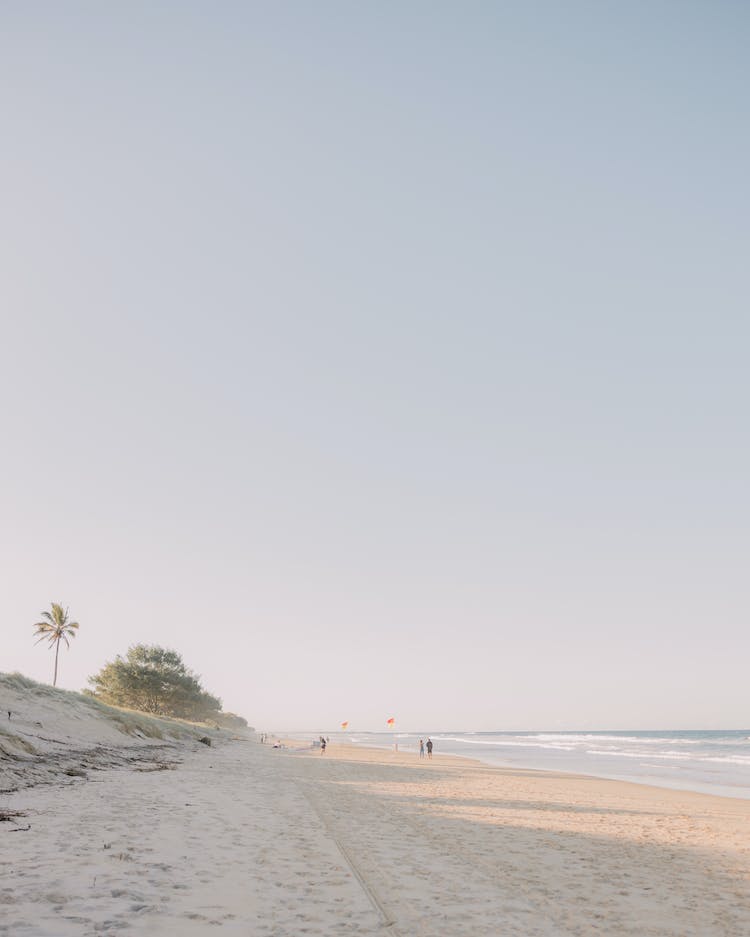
289;736;750;806
288;731;750;802
369;742;750;802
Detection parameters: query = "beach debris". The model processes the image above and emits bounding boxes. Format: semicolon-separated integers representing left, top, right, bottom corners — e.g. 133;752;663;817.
64;768;87;778
0;810;27;822
1;810;31;832
198;736;212;747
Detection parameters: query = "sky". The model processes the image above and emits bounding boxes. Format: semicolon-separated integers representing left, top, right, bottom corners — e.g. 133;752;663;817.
1;2;748;732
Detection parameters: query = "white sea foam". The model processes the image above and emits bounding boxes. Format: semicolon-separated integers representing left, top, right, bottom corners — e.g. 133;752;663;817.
522;734;704;746
587;749;694;761
703;755;750;766
436;736;576;751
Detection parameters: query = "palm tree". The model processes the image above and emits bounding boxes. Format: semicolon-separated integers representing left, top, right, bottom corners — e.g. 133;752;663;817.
33;603;80;687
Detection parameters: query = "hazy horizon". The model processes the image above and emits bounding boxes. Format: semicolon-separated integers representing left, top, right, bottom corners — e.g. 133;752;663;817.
2;2;748;733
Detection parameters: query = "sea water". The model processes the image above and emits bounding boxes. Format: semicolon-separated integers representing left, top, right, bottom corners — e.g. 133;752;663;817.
326;729;750;799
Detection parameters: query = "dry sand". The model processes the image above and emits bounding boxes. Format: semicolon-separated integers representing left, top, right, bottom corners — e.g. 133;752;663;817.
2;680;749;936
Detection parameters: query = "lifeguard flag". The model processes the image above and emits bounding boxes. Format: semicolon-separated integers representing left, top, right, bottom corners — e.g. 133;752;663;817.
386;717;395;726
341;721;349;729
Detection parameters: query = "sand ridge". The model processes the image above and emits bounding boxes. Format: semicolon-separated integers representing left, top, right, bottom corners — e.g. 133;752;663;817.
0;674;218;794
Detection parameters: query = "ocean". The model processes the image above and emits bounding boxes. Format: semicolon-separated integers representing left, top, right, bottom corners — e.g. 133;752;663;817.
321;729;750;800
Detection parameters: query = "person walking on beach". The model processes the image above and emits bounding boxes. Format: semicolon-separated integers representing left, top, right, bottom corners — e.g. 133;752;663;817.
426;738;433;759
419;739;425;758
320;736;326;754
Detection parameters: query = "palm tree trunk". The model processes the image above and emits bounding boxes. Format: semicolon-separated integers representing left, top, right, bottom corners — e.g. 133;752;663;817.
53;640;60;687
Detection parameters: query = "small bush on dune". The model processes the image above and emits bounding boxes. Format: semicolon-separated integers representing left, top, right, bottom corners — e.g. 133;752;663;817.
211;711;249;729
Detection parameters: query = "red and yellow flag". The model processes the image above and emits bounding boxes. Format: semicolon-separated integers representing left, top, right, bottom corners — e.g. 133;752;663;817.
341;721;349;729
386;717;395;726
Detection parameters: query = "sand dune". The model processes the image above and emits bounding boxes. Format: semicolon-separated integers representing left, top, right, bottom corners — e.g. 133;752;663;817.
0;674;216;793
2;680;749;935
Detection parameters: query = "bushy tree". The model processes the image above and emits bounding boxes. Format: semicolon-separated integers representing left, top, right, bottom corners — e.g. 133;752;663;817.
87;644;222;720
211;711;249;729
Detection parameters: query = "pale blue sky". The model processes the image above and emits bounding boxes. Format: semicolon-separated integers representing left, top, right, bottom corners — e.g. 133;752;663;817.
2;2;748;730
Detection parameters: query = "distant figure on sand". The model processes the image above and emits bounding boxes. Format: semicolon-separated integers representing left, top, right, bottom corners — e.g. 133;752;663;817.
419;739;425;758
320;736;326;754
426;738;433;759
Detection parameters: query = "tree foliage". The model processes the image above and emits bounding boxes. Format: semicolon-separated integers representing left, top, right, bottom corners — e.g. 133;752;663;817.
87;644;222;720
33;603;80;687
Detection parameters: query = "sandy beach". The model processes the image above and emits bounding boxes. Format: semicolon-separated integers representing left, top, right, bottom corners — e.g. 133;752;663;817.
2;683;749;936
5;5;749;933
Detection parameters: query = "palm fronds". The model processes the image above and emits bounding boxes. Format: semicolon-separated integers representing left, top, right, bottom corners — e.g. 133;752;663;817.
32;603;80;686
